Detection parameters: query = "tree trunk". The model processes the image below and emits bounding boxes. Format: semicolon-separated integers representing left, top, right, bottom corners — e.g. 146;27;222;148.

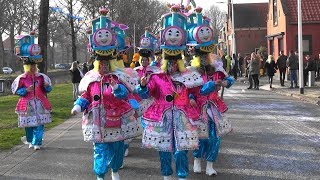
0;35;4;70
38;0;49;73
10;25;15;67
69;0;77;63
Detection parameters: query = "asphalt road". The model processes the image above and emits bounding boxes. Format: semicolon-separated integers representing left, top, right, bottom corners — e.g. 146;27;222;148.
0;81;319;180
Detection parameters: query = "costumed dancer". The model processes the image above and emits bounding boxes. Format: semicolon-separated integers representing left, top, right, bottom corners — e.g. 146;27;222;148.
186;7;234;175
71;8;141;180
135;4;217;180
134;28;164;128
12;31;52;150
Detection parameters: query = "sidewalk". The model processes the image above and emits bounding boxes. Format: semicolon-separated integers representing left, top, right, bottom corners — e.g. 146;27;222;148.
239;75;320;105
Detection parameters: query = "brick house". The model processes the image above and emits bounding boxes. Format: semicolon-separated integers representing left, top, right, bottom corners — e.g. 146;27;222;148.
267;0;320;60
225;2;268;56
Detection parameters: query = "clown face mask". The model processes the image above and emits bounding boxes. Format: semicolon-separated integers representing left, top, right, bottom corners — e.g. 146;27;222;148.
164;27;184;46
94;29;114;46
195;25;213;43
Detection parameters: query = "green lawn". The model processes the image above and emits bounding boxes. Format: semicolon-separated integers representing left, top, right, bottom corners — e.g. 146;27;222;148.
0;83;73;149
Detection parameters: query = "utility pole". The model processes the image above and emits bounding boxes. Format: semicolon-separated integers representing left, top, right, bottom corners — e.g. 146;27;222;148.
297;0;303;94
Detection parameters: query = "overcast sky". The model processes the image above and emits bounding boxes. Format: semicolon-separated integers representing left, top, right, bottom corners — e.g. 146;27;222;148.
158;0;269;12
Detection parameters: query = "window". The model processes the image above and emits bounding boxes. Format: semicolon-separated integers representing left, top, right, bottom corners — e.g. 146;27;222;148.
270;39;274;55
295;35;312;55
278;38;284;53
273;0;278;26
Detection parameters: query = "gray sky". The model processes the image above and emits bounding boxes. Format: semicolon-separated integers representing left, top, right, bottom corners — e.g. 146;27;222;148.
158;0;269;12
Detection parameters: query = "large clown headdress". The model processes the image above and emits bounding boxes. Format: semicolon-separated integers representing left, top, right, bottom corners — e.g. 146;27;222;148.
159;4;188;57
14;30;42;65
89;7;116;57
187;6;215;53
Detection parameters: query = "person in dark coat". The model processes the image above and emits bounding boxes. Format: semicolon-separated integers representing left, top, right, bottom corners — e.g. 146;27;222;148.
276;51;287;86
69;61;82;101
304;55;315;86
264;55;277;88
82;62;89;75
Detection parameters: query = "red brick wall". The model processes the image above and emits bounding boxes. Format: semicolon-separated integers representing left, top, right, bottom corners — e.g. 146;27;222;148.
235;29;267;56
286;24;320;58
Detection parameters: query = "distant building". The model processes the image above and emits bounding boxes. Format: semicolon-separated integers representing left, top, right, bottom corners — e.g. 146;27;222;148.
224;1;268;56
267;0;320;60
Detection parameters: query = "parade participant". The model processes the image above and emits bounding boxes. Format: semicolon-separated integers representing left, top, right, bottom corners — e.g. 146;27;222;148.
12;31;52;151
71;7;141;180
191;52;234;176
137;53;216;180
185;6;234;175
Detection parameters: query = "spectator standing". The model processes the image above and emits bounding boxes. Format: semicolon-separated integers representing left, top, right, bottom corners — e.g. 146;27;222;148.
264;55;277;88
69;61;83;101
316;54;320;79
238;53;244;77
304;55;315;86
247;52;260;90
231;53;238;80
225;54;231;74
287;50;299;88
82;62;89;75
276;51;287;86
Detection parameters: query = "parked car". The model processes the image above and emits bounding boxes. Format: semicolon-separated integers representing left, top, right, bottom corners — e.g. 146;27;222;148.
55;63;70;69
2;67;13;74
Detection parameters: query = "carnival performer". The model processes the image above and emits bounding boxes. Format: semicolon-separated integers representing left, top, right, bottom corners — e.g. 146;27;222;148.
191;50;234;176
136;49;219;179
71;7;141;180
12;31;52;151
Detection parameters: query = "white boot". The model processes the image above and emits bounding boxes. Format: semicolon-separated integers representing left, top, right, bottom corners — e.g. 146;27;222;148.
96;176;104;180
28;143;34;149
193;158;201;173
124;148;129;157
21;136;28;145
163;176;172;180
205;161;217;176
34;145;40;150
111;172;120;180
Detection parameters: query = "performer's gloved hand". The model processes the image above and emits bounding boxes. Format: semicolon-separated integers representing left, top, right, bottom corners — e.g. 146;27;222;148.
215;79;222;91
110;75;118;89
140;76;147;88
222;80;229;87
189;99;197;107
71;105;81;115
26;85;34;92
44;82;50;87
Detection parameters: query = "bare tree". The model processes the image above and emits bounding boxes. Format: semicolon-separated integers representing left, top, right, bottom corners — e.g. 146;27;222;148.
204;5;226;42
38;0;49;73
0;0;10;70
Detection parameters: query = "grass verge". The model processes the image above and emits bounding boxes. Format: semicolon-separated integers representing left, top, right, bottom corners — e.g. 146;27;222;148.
0;83;73;149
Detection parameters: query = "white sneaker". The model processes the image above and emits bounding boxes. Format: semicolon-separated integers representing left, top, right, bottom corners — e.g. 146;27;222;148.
96;176;104;180
111;172;120;180
34;145;40;150
21;136;28;145
124;148;129;157
163;176;172;180
193;158;201;173
28;143;34;149
205;161;217;176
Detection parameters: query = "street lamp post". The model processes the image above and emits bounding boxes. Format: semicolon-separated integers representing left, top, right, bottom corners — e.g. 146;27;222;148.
297;0;303;94
231;0;236;56
217;0;236;56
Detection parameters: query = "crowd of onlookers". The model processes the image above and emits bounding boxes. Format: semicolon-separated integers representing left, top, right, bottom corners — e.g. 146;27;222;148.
221;51;320;89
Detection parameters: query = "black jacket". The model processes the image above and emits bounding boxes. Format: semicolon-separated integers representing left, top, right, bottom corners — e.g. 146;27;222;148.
70;68;82;83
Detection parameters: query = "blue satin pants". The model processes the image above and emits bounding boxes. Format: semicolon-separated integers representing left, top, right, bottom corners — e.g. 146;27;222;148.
25;125;44;146
193;118;221;162
159;138;189;178
93;141;124;178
